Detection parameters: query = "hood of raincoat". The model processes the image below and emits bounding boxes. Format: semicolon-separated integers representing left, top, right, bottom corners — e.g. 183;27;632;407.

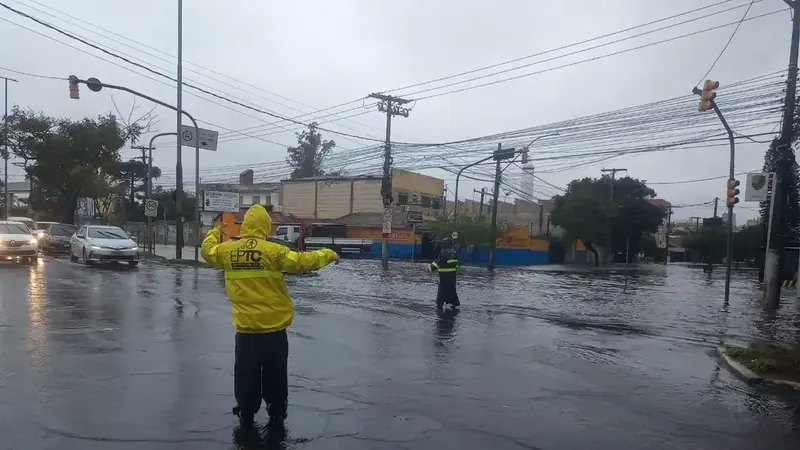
240;204;272;238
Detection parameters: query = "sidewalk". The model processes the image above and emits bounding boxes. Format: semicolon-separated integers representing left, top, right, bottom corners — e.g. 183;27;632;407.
151;244;201;261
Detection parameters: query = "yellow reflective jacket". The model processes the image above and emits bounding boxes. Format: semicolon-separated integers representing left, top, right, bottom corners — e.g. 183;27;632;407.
201;204;337;333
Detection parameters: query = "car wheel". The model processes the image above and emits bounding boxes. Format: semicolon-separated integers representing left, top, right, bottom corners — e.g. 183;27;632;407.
83;249;92;266
28;256;38;265
128;261;139;267
70;248;78;263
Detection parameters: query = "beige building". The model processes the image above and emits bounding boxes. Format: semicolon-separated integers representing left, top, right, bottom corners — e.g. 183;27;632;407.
280;169;445;222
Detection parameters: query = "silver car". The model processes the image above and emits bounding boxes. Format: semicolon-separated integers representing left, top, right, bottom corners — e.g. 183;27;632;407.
0;221;38;264
70;225;140;267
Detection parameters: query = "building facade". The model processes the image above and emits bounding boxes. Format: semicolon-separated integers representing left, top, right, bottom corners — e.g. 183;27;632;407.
280;169;445;223
200;169;281;226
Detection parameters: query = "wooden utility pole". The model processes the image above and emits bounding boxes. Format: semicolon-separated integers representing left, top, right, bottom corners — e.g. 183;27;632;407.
368;93;411;270
2;76;17;220
601;168;627;199
475;188;487;220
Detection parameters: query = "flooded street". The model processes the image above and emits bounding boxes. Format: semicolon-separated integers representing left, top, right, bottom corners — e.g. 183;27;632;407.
1;258;799;449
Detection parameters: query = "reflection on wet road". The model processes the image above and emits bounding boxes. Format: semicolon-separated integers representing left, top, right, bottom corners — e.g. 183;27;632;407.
0;257;798;449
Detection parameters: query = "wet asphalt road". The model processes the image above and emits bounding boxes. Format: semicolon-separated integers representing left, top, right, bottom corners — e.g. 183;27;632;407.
1;257;799;449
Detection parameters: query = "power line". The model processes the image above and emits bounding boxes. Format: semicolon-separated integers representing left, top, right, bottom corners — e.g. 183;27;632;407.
408;9;784;101
696;0;757;85
384;0;744;94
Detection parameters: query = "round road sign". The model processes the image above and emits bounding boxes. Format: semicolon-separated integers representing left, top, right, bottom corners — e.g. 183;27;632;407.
451;232;459;240
145;199;158;213
181;130;193;142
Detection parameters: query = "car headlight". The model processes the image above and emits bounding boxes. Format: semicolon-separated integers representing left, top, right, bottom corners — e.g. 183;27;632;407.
28;238;37;245
91;245;102;250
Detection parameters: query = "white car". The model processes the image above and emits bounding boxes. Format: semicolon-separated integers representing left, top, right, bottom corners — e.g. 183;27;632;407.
0;221;39;264
70;225;140;267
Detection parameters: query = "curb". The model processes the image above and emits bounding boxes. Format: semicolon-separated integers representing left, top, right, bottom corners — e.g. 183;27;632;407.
764;379;800;392
717;346;764;384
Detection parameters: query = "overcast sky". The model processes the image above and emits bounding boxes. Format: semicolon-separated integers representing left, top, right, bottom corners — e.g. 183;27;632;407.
0;0;793;221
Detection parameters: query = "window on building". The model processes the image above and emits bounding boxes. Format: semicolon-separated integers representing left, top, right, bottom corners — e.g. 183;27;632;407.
397;192;409;205
421;196;432;208
431;197;441;210
252;195;261;205
239;195;244;206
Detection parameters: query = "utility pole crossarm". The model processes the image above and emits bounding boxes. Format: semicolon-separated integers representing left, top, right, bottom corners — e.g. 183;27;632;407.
368;92;413;269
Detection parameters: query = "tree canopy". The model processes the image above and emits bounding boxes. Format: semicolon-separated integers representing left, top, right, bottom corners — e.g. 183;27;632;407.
2;106;159;223
286;122;336;179
551;176;666;265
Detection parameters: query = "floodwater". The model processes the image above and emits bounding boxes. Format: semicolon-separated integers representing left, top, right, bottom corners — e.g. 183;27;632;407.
0;257;798;449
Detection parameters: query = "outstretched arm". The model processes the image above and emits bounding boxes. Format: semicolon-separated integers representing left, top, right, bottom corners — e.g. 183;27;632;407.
278;247;339;274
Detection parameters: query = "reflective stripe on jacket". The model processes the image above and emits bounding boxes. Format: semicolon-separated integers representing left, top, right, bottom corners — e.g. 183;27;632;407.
201;205;337;333
429;249;460;273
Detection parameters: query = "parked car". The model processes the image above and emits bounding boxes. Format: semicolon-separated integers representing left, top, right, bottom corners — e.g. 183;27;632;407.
41;223;78;255
6;216;34;232
32;221;59;242
70;225;140;267
0;221;38;264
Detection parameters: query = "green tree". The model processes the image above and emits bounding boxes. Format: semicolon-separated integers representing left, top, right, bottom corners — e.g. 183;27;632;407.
684;228;726;263
551;176;665;265
760;138;800;245
150;185;196;222
286;122;336;179
733;224;764;263
116;159;161;220
427;213;509;248
4;107;141;223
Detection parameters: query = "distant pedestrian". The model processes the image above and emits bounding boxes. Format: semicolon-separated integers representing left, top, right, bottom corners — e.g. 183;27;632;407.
201;204;339;430
428;238;460;309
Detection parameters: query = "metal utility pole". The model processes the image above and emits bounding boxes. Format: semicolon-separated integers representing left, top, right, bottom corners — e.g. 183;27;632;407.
175;0;185;259
488;144;516;272
708;197;719;271
764;0;800;309
664;207;673;265
368;93;411;270
475;188;487;220
2;76;17;220
601;168;627;199
69;76;199;261
693;78;737;305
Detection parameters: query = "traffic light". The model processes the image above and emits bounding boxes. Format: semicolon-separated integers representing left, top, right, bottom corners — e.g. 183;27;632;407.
68;75;79;99
698;79;718;112
726;178;740;207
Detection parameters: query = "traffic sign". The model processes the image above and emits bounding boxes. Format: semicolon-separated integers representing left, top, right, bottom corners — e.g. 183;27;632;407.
180;125;219;151
144;199;159;217
382;206;392;234
451;232;459;240
204;190;239;212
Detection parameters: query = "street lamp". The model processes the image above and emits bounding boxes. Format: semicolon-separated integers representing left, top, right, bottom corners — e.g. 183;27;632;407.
69;76;200;261
452;132;559;221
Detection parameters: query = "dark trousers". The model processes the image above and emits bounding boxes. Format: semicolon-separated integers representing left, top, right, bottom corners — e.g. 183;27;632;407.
234;330;289;418
436;274;460;308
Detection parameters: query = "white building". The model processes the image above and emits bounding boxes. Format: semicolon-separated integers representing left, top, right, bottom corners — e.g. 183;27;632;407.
3;181;31;207
199;170;281;226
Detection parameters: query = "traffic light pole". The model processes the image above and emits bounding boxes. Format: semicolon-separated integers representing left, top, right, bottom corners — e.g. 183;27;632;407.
711;102;735;307
69;76;199;261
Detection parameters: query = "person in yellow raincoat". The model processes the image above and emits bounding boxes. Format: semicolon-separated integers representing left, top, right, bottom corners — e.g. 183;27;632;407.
201;204;339;430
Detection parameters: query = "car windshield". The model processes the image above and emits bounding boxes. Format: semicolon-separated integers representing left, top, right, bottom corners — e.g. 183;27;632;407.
35;223;52;230
50;225;77;236
0;224;31;234
88;228;129;239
